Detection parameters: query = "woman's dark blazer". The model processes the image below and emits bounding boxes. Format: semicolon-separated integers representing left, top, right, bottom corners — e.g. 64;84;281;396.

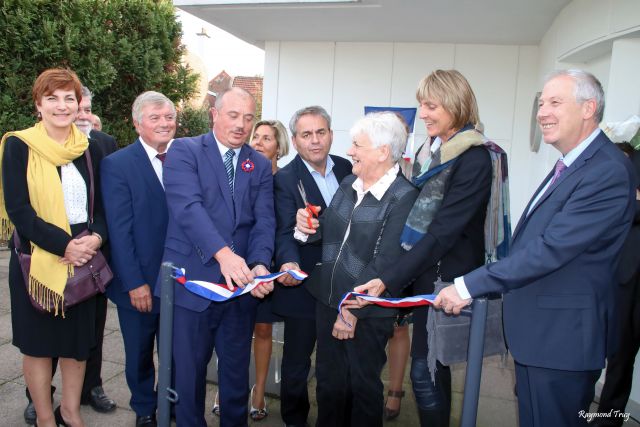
380;145;492;296
3;136;108;255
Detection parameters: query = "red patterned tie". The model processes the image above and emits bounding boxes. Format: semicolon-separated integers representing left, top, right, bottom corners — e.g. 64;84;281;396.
156;152;167;163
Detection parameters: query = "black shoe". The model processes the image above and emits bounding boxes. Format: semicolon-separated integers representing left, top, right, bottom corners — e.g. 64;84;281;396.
81;386;116;413
136;414;157;427
54;406;69;427
24;401;36;425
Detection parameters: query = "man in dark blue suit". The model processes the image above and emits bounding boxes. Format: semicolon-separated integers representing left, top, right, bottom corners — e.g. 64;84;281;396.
436;70;636;426
273;105;351;427
158;87;275;426
102;91;176;427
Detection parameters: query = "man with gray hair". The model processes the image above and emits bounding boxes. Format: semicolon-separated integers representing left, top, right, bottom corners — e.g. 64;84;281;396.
272;105;351;427
101;91;176;427
436;70;636;426
76;86;118;157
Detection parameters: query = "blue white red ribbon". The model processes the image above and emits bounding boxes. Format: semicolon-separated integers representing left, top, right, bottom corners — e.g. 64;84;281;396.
172;268;307;302
338;292;436;326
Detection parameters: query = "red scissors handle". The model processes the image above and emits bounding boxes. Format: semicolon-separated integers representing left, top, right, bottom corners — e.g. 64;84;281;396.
305;203;319;228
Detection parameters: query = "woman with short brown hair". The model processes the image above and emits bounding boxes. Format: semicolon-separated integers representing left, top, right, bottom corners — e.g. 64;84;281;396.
1;68;109;427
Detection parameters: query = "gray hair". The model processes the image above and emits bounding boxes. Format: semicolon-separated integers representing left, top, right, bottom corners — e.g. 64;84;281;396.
349;112;407;163
131;91;176;123
81;86;92;103
545;69;605;123
214;87;255;110
289;105;332;136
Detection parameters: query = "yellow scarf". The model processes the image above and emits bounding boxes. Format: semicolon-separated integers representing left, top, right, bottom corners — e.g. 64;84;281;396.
0;122;88;315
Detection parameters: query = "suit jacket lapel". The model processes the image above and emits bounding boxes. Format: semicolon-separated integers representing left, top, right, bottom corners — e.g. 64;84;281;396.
132;140;165;199
512;132;607;240
233;145;254;226
330;155;352;182
204;133;235;219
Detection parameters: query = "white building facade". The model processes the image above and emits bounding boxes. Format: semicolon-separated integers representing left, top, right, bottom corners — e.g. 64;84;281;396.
177;0;640;417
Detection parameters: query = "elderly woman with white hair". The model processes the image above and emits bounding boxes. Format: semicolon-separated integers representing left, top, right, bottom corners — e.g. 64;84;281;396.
296;111;418;426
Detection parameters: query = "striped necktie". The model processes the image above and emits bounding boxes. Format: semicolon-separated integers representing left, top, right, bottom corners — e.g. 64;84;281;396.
224;149;235;194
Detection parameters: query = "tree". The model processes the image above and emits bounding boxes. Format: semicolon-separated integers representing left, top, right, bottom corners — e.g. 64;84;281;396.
0;0;200;145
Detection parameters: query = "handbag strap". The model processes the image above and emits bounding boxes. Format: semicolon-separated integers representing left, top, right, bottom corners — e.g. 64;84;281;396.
14;148;95;253
83;148;95;224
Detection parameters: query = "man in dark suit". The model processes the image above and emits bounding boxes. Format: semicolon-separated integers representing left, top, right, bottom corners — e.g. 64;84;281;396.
76;86;118;413
22;85;118;425
436;69;636;427
101;91;176;427
273;105;351;427
77;86;118;157
157;87;275;426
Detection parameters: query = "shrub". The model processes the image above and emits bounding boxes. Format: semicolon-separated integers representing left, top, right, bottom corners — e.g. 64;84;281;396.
0;0;199;145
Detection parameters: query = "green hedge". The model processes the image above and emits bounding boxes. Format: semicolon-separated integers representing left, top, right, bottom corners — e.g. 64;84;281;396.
0;0;199;145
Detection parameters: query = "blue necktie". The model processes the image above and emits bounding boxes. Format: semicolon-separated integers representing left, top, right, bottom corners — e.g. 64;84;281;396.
224;149;236;252
224;149;235;194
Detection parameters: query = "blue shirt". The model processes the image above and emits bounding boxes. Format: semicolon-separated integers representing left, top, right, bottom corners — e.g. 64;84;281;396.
301;156;340;206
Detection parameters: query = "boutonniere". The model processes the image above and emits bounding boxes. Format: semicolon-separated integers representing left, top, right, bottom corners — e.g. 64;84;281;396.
241;158;255;173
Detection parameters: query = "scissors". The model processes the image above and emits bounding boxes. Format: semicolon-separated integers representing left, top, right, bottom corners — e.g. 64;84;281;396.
297;180;319;229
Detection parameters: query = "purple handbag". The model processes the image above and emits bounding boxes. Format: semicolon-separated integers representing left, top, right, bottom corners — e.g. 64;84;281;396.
13;149;113;314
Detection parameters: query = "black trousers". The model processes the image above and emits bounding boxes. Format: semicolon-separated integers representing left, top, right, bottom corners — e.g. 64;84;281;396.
26;293;108;402
315;302;394;427
596;277;640;427
280;316;316;425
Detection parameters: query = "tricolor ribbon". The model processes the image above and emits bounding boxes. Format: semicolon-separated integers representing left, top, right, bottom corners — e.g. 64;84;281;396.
172;268;308;302
338;292;436;327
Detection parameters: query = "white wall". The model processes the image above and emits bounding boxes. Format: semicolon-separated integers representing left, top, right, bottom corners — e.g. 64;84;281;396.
263;40;540;219
260;0;640;418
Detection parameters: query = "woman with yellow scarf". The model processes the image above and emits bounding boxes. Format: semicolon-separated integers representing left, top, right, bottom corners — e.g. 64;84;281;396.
1;69;109;427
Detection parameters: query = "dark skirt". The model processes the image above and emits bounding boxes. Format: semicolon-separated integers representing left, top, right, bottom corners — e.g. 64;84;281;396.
9;224;97;360
255;293;283;324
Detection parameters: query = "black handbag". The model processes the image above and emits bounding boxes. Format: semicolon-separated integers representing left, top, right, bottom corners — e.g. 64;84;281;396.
14;149;113;314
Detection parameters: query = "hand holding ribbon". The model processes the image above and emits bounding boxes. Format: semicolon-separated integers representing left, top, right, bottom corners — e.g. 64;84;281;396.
338;291;437;327
433;284;471;315
333;307;357;340
173;268;308;302
278;262;302;286
341;278;387;309
250;264;273;298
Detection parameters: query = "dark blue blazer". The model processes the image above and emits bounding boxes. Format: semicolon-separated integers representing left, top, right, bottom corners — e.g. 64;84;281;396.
272;154;352;318
156;132;275;312
465;131;636;371
101;139;168;313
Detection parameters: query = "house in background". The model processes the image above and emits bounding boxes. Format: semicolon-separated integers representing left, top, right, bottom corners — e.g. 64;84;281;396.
175;0;640;418
205;70;264;115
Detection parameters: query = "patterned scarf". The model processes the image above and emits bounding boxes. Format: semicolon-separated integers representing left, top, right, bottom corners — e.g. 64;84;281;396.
0;122;88;315
400;127;511;263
